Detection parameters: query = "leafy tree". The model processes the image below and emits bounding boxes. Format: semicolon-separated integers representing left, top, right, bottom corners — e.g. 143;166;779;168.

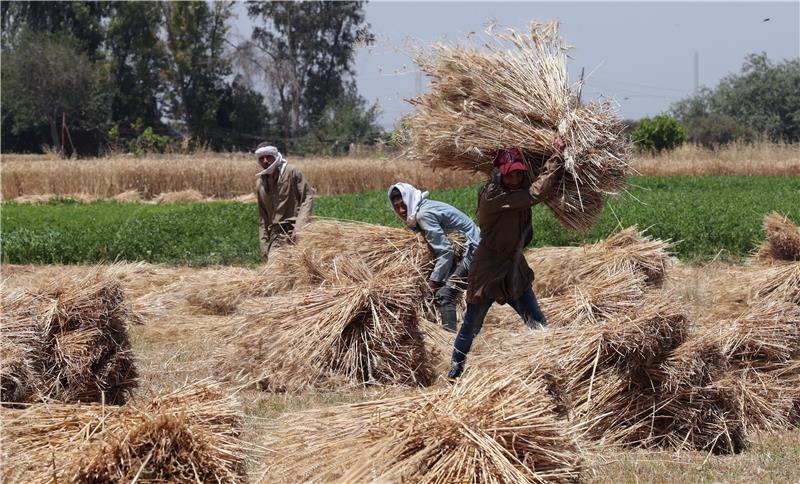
683;114;757;149
213;77;271;151
105;2;169;140
672;53;800;143
1;28;111;153
631;115;687;153
301;85;382;155
1;1;109;59
163;1;232;144
246;1;374;140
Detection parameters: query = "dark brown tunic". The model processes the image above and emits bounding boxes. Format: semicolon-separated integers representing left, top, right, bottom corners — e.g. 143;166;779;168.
467;159;561;305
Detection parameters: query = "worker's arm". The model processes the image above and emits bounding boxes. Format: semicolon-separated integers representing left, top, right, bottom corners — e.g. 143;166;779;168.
416;211;454;285
478;185;537;216
529;156;562;203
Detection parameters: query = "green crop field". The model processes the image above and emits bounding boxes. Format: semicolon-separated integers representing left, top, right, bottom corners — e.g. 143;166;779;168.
2;176;798;265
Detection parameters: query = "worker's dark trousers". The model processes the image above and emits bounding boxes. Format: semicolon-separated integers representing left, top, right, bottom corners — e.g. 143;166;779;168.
435;261;469;332
448;286;547;379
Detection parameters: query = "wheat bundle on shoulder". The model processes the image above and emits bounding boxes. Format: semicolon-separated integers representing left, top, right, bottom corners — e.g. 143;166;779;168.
408;21;631;230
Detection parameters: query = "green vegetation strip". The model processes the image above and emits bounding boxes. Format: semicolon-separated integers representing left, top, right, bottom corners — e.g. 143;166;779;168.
2;177;798;266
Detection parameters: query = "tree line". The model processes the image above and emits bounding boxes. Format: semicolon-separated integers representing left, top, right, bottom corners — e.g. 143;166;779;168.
1;1;382;156
630;53;799;152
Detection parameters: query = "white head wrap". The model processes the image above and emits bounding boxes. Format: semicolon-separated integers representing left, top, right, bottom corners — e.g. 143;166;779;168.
255;145;287;177
388;182;429;228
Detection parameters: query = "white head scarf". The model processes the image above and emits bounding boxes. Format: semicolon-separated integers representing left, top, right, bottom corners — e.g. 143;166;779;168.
255;145;287;177
388;182;429;228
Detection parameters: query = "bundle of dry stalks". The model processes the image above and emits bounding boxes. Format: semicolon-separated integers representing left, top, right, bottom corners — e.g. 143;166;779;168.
484;293;752;453
527;226;672;297
756;212;800;262
539;270;647;327
186;219;462;315
651;302;800;444
0;269;139;404
220;258;436;392
408;21;630;230
751;261;800;305
261;370;583;483
0;382;247;483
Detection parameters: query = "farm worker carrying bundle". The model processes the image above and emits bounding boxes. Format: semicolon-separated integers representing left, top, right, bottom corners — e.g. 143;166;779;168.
447;146;562;379
255;143;315;261
388;183;481;332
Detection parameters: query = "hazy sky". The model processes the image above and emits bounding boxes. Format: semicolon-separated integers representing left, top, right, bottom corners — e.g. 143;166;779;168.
233;1;800;129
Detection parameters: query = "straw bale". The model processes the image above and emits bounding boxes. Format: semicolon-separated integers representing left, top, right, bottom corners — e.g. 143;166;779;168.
220;258;436;392
262;371;583;483
0;291;40;403
188;219;463;316
484;296;752;453
751;261;800;305
526;226;672;298
0;268;140;404
711;302;800;365
0;382;247;483
756;212;800;262
540;269;647;327
654;302;800;437
637;383;747;454
408;21;631;230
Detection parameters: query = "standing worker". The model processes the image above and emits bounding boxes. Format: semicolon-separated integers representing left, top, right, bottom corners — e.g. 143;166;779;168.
388;183;481;332
255;143;314;261
448;147;562;379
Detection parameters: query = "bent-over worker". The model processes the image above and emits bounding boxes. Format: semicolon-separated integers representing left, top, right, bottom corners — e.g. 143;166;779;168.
388;183;481;332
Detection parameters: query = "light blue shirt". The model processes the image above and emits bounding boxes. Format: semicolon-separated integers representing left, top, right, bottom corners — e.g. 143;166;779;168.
413;199;481;283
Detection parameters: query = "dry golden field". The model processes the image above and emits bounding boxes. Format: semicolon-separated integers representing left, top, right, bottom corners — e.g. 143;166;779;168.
2;258;799;482
2;142;797;202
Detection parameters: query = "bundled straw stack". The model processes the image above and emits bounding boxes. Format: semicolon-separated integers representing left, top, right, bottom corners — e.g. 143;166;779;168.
0;383;247;483
220;258;436;392
184;219;463;315
756;212;800;262
527;226;672;297
1;269;139;404
752;261;800;306
695;303;800;432
261;370;583;483
408;21;631;230
486;280;757;454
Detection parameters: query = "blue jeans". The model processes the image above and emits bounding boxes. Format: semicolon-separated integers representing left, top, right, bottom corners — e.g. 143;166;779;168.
448;286;547;378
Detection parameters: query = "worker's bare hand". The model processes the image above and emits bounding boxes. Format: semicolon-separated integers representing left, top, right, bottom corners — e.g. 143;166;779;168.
428;280;442;291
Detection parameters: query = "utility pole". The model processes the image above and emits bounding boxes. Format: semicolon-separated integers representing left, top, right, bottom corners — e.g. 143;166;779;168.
414;70;422;97
694;51;699;93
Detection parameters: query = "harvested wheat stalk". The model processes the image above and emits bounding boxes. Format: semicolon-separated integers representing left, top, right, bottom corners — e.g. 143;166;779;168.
184;219;463;316
756;212;800;262
527;226;672;298
481;294;751;453
219;258;436;392
261;370;583;483
0;382;247;483
1;269;140;404
408;21;631;230
751;261;800;305
539;269;647;327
